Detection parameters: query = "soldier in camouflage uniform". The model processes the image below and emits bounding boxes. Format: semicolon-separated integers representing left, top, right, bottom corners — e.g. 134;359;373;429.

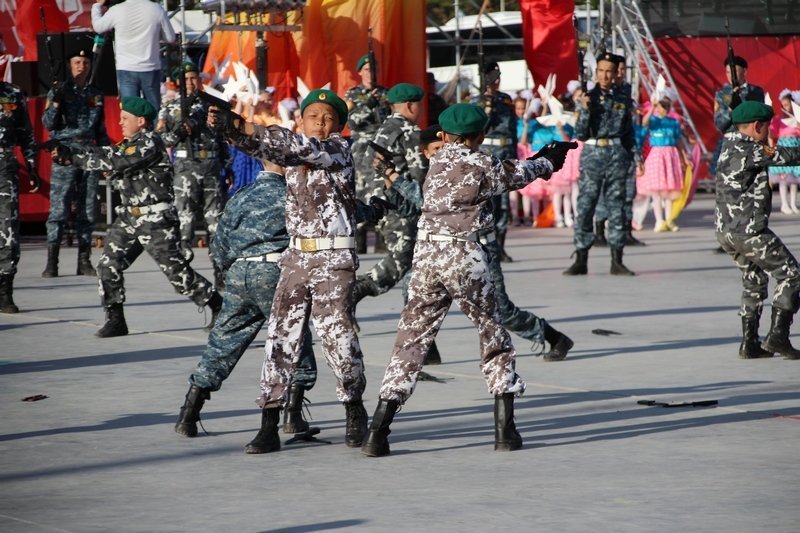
212;89;388;454
715;101;800;360
362;104;572;458
157;62;228;284
345;54;390;252
42;49;110;278
175;164;318;438
564;52;636;277
51;97;221;337
0;81;40;314
353;83;425;305
472;61;516;263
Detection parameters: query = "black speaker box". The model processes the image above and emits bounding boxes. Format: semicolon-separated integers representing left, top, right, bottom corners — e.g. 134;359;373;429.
36;31;118;97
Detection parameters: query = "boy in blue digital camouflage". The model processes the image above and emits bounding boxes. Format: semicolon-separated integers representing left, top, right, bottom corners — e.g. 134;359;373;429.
715;101;800;360
564;52;636;277
41;48;109;278
175;162;318;439
50;96;222;338
361;103;574;457
0;80;40;314
209;89;389;454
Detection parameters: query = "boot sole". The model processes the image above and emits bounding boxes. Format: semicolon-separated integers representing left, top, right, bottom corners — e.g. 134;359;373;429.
494;441;523;451
361;445;390;457
761;341;800;359
244;445;280;454
174;424;198;438
543;336;575;362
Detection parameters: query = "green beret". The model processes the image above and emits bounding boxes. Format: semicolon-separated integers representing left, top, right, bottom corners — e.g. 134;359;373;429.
172;61;199;80
356;54;370;72
731;101;774;124
438;103;488;136
120;96;157;123
301;89;348;125
387;83;424;104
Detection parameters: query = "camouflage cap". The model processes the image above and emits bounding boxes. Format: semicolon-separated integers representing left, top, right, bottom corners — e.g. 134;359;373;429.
731;101;774;124
356;54;370;72
387;83;424;104
172;61;199;80
438;103;488;136
120;96;157;123
301;89;348;125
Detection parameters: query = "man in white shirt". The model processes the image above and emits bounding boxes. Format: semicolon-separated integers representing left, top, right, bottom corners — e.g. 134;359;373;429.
91;0;176;111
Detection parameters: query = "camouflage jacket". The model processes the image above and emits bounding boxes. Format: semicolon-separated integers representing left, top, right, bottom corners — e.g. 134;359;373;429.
157;92;227;157
70;129;174;208
0;82;36;167
575;85;635;151
715;131;800;235
713;83;766;134
42;79;109;145
418;142;553;236
344;84;390;139
211;170;289;271
230;126;357;238
365;113;424;199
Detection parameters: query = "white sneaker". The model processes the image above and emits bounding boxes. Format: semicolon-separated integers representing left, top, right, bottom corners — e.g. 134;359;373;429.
781;205;793;214
565;216;574;228
555;217;565;228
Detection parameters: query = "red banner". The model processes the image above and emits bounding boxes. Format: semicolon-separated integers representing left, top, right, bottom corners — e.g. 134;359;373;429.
519;0;576;95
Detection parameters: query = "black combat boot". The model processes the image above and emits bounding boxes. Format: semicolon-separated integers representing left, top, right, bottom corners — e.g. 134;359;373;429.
0;274;19;314
344;400;368;447
625;231;646;247
174;384;211;437
361;399;400;457
542;324;574;362
355;224;368;254
244;407;282;454
563;249;589;276
494;393;523;451
42;244;60;278
610;248;635;276
762;307;800;360
738;314;773;359
423;340;442;365
204;291;223;331
95;303;129;337
283;383;309;434
497;233;513;263
594;221;608;247
76;244;96;276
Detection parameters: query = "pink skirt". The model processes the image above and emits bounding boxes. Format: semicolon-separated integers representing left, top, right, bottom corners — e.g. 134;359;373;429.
548;140;583;192
638;146;684;194
520;178;551;199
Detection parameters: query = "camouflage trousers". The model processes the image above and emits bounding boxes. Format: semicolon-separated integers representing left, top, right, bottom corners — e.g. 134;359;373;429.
191;261;317;392
379;240;526;404
173;158;223;250
97;208;214;307
717;229;800;317
258;248;365;408
0;157;19;277
351;136;373;203
361;212;416;293
595;159;637;229
46;163;99;247
575;145;631;249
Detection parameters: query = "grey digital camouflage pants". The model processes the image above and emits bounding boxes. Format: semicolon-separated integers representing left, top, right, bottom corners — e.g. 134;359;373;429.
46;163;98;247
575;145;631;249
363;212;416;293
257;248;365;408
379;240;526;404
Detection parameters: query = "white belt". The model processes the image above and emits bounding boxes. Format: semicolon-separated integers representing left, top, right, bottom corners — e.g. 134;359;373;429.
290;236;355;252
174;149;217;159
128;202;171;217
483;138;511;147
235;252;282;263
417;230;497;244
584;138;621;147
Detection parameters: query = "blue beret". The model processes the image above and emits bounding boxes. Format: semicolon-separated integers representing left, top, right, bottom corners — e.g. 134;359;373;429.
387;83;424;104
301;89;348;125
731;101;774;124
120;96;157;123
438;103;488;136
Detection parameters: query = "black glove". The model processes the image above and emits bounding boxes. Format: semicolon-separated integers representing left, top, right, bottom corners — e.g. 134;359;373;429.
730;86;742;110
208;106;244;137
51;82;65;105
368;196;395;219
172;120;192;142
529;141;578;173
51;143;73;166
26;163;41;192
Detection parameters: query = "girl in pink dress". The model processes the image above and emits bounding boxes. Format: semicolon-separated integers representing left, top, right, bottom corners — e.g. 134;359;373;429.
768;89;800;214
548;89;584;227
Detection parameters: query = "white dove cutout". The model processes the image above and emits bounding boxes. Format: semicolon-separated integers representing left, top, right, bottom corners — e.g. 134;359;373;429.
764;91;773;108
209;53;232;88
536;94;576;128
781;100;800;129
653;74;666;101
296;77;331;100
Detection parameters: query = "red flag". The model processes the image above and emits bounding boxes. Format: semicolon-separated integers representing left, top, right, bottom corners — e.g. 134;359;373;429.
520;0;576;95
16;0;69;61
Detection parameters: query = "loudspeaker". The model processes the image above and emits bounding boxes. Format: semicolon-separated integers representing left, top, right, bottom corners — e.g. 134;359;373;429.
10;61;39;97
36;31;118;97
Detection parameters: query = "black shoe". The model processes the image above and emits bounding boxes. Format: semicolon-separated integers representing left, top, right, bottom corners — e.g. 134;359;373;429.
610;248;635;276
244;408;281;454
42;244;59;278
362;399;399;457
563;249;588;276
738;315;773;359
594;221;608;247
204;292;223;331
713;246;727;254
283;383;309;434
95;304;129;337
494;393;522;451
0;275;19;313
762;307;800;360
423;340;442;365
344;400;368;447
625;232;646;247
499;250;514;263
77;244;96;276
543;326;573;362
175;384;210;437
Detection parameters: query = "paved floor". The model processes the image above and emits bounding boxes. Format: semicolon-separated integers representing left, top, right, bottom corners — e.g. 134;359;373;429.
1;195;799;532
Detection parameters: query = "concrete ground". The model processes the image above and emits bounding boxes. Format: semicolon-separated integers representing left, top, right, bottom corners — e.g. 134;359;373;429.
1;195;798;533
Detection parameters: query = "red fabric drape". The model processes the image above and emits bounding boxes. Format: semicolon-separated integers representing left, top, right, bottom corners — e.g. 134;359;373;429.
519;0;576;95
15;0;69;61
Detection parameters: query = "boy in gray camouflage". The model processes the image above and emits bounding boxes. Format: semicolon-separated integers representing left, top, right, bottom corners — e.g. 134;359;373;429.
362;103;573;457
715;101;800;360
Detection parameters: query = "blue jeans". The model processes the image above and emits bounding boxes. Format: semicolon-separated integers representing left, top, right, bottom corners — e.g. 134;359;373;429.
116;70;162;112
